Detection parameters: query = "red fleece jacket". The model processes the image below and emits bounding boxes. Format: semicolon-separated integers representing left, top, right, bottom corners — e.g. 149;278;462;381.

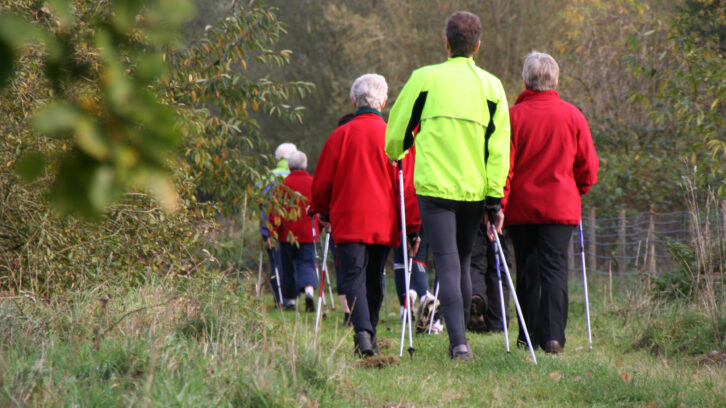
311;112;420;246
274;170;318;244
504;89;599;226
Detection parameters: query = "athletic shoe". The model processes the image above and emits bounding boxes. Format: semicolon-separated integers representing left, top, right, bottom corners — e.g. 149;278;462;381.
449;343;473;361
429;319;444;334
467;295;487;333
544;340;564;354
354;331;374;357
305;295;314;312
415;293;436;333
283;299;296;311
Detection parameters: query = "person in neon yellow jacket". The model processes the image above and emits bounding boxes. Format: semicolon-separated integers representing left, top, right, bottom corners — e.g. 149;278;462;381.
386;11;510;361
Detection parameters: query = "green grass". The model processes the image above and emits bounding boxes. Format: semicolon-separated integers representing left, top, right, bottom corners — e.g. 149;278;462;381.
1;272;724;407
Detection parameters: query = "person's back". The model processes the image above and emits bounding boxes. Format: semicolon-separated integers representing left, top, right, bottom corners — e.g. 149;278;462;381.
277;170;316;244
313;112;399;246
387;58;509;202
506;90;598;226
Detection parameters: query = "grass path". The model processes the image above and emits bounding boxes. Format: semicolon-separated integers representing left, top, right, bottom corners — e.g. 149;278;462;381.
277;273;726;407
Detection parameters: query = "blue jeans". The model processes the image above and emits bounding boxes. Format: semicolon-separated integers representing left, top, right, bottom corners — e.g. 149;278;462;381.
280;242;317;299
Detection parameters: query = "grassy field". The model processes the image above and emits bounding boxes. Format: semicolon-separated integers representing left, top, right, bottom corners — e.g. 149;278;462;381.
1;270;724;407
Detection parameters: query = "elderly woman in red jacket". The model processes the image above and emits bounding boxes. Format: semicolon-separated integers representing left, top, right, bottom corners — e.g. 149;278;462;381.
312;73;420;357
274;150;318;312
504;52;599;354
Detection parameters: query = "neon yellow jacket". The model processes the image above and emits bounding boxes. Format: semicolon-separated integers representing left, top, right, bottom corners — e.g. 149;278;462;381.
386;57;510;201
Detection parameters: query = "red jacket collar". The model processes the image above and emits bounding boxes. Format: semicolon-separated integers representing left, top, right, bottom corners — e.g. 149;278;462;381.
515;89;560;104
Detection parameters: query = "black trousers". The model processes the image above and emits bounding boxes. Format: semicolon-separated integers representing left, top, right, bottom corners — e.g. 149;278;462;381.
336;243;390;337
507;224;574;348
470;223;512;331
418;195;484;347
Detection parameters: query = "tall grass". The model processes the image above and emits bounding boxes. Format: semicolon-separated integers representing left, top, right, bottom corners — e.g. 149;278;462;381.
3;268;725;407
0;273;351;407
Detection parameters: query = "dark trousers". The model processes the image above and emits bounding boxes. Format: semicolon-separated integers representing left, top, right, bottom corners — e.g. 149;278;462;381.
507;224;574;348
470;223;512;331
280;242;317;299
266;245;283;304
336;243;390;336
394;226;430;305
418;195;484;347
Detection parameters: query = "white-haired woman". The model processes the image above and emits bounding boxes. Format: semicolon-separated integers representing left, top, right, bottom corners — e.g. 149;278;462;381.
273;151;319;312
312;74;421;357
504;51;599;353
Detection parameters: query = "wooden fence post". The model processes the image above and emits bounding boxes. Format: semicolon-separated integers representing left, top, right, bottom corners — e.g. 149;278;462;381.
618;209;627;291
648;207;657;281
588;207;597;273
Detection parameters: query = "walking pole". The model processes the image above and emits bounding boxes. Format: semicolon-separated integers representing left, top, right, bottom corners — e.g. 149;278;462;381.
406;259;414;348
383;268;391;331
579;220;593;351
427;279;440;334
397;161;415;358
311;221;327;307
313;233;331;347
493;241;510;352
322;231;335;309
491;226;537;364
256;248;264;297
271;252;284;309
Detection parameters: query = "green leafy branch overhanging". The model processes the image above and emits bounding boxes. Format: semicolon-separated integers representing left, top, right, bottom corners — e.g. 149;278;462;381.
1;0;195;219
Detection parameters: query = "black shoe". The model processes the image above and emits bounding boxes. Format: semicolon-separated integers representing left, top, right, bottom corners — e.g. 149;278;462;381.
467;296;487;333
283;302;296;311
305;295;314;312
544;340;564;354
449;343;473;361
354;331;374;357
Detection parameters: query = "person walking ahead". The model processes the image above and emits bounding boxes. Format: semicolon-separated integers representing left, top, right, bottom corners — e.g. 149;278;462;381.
312;74;420;357
273;150;318;312
386;11;510;361
504;52;598;354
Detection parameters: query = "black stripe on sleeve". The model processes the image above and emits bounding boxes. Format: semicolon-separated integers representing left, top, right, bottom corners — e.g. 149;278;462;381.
484;99;497;163
403;91;428;151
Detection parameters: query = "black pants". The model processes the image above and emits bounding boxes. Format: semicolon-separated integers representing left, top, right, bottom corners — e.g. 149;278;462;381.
470;223;512;331
507;224;574;348
336;243;390;337
418;195;484;347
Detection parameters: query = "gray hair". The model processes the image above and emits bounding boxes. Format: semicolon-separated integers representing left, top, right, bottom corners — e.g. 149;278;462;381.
522;52;559;91
287;150;307;171
350;73;388;110
275;142;297;161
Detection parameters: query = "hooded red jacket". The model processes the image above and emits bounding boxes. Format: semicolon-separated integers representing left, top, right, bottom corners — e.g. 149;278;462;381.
311;111;420;246
503;89;599;226
274;170;318;244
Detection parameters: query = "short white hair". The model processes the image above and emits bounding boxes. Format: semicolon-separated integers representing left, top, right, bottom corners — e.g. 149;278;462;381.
522;51;559;91
350;73;388;110
287;150;307;171
275;142;297;161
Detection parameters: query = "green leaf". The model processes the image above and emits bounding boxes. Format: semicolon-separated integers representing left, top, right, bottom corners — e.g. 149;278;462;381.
15;152;47;182
32;103;82;137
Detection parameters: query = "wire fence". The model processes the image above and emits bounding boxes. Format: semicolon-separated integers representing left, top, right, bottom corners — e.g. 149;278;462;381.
569;207;726;280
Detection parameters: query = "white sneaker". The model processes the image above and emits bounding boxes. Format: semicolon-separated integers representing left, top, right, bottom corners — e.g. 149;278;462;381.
408;289;418;308
430;319;444;334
